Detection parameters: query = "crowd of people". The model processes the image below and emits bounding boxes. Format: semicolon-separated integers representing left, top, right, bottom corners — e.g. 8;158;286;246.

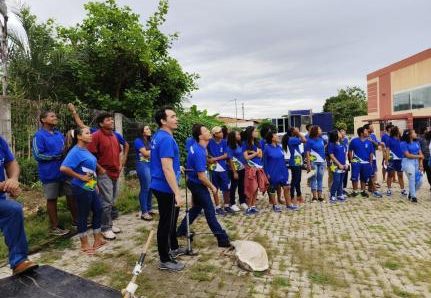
1;105;430;275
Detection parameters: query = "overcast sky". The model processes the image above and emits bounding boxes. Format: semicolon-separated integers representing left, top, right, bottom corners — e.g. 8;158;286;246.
24;0;431;119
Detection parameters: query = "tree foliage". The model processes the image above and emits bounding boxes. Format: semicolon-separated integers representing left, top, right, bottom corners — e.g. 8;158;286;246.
323;86;367;133
8;0;198;120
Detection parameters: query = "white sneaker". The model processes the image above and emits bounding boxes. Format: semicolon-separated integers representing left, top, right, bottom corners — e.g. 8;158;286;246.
112;226;121;233
230;204;240;212
102;230;116;240
240;203;248;210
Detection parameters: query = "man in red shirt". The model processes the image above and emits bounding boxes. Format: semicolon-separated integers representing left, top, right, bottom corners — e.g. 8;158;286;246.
88;113;122;240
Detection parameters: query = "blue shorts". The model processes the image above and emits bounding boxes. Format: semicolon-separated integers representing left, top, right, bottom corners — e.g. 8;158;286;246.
387;160;402;173
351;163;372;183
268;182;289;194
210;171;230;192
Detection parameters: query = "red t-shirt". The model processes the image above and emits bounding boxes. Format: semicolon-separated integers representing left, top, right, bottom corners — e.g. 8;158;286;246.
88;129;121;179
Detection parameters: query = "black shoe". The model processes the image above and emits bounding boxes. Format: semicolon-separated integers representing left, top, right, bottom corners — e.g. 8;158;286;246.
408;194;412;201
350;192;359;197
218;241;232;248
411;197;417;203
360;191;369;198
318;197;324;202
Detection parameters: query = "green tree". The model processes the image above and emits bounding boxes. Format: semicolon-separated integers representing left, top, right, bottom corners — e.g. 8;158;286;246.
323;86;367;133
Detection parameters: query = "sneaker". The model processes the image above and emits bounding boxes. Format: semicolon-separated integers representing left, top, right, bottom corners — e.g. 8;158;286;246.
218;241;232;248
329;196;337;203
230;204;241;212
245;208;254;216
112;226;122;233
102;230;116;240
251;206;259;213
351;192;359;198
400;189;408;196
159;260;185;272
386;189;392;196
408;194;412;201
240;203;248;210
337;195;346;202
272;205;282;213
215;207;226;216
411;197;418;203
141;213;153;221
169;247;188;259
50;227;70;236
286;205;299;211
224;206;235;214
360;191;369;198
373;191;383;198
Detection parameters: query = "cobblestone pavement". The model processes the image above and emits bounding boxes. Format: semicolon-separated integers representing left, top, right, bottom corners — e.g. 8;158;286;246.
1;170;431;298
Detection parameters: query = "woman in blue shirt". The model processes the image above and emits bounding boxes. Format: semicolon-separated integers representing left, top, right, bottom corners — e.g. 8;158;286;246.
305;125;326;201
227;131;247;211
287;127;307;204
134;126;153;221
400;129;424;203
385;126;407;196
264;131;298;212
328;130;348;203
60;127;105;255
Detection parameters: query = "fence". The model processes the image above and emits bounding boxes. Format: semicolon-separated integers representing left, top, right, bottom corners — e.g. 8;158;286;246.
9;98;145;185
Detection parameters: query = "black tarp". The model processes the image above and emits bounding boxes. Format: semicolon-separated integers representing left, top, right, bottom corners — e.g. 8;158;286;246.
0;265;121;298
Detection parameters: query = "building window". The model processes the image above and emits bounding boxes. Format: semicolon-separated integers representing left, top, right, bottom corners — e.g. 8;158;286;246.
393;85;431;112
394;91;410;111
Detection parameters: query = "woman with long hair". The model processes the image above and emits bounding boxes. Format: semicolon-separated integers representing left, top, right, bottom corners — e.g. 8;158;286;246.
60;127;106;255
287;127;307;204
385;126;406;196
305;125;326;201
134;125;153;220
400;129;424;203
227;131;247;211
327;130;348;203
242;126;268;215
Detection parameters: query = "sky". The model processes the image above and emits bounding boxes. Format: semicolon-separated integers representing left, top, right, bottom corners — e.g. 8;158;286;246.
22;0;431;119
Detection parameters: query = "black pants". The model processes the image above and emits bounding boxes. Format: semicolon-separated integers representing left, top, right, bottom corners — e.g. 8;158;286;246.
343;168;349;188
228;169;246;205
290;166;302;197
424;159;431;188
152;189;180;263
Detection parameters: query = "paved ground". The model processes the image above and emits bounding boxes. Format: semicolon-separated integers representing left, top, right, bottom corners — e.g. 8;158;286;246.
1;163;431;297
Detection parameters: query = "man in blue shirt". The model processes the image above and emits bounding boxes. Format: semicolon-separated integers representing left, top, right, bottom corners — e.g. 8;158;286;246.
348;127;376;198
381;124;394;182
177;124;230;247
208;126;232;215
363;124;384;196
1;136;38;275
32;111;74;236
150;106;186;272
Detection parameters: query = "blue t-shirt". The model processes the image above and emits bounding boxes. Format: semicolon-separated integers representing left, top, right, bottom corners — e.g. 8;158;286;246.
288;137;303;167
341;137;349;151
185;137;195;153
263;144;289;185
227;144;245;170
150;130;181;193
305;137;326;163
242;142;263;166
207;139;228;170
400;141;421;157
62;145;98;191
32;128;65;183
381;133;390;146
186;143;207;185
134;137;150;163
259;139;267;151
387;137;403;160
327;142;347;165
348;137;373;163
0;136;15;200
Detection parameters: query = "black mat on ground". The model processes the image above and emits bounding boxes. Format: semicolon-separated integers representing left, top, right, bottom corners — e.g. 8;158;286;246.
0;265;121;298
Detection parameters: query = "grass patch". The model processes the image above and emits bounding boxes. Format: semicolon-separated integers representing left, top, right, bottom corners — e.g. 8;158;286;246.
368;225;387;233
392;286;419;298
189;263;218;282
83;261;112;278
383;260;402;271
272;276;290;288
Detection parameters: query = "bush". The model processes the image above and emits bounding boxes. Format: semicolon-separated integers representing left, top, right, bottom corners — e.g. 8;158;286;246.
17;157;39;186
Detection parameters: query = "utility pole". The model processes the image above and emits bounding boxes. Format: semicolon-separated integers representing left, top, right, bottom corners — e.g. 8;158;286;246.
241;103;244;120
234;98;238;127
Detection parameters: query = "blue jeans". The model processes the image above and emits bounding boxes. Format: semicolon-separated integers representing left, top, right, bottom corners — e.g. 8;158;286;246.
310;162;325;192
177;181;229;245
402;158;422;198
330;171;344;197
72;185;102;236
290;166;302;197
137;162;152;213
0;198;28;268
